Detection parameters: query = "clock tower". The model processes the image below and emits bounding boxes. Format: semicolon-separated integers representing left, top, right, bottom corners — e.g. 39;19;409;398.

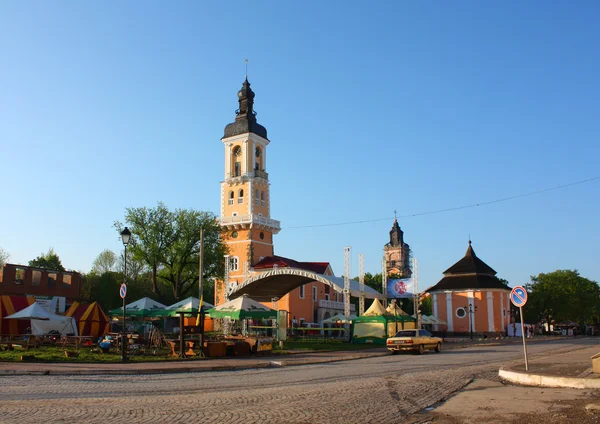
215;78;281;305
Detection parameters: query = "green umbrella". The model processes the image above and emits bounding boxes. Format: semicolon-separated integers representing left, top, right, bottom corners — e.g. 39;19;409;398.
206;295;276;320
109;297;167;318
151;296;214;317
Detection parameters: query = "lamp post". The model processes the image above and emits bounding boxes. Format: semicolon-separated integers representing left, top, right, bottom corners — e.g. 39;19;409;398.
120;227;131;362
464;303;478;340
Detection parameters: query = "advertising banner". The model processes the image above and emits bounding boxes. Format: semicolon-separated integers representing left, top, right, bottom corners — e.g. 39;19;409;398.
386;278;416;298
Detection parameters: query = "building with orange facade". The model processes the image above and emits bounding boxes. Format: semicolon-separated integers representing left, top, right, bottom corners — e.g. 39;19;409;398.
214;78;355;326
426;241;511;337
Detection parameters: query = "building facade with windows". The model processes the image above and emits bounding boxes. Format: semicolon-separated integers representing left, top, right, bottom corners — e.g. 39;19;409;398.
214;79;353;325
426;241;511;337
0;263;82;312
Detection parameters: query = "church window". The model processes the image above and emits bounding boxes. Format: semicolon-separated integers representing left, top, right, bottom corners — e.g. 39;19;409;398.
456;307;466;318
261;191;265;206
238;189;244;204
299;285;305;299
228;191;234;205
230;257;239;272
312;286;317;302
234;162;241;177
260;232;264;240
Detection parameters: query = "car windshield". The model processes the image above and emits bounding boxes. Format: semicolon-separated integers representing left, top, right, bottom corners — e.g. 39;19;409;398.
393;331;416;337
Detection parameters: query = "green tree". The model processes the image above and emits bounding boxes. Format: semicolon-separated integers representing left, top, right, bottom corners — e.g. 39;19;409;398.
91;249;117;275
116;203;226;302
526;270;600;332
29;248;66;272
115;202;175;295
0;247;9;268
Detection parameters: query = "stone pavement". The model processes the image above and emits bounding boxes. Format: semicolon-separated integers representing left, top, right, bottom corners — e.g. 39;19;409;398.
0;335;571;376
500;339;600;388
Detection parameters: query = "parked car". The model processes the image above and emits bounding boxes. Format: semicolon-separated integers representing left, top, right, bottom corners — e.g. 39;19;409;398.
386;329;442;355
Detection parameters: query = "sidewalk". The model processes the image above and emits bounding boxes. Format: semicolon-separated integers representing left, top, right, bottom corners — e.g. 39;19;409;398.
499;340;600;388
0;335;581;377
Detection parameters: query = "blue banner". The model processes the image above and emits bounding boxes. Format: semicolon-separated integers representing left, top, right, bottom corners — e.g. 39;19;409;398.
387;278;416;298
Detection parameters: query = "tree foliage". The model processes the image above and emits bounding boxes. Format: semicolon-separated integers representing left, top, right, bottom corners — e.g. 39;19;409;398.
115;202;226;302
29;248;66;272
0;247;9;268
91;249;117;275
526;269;600;330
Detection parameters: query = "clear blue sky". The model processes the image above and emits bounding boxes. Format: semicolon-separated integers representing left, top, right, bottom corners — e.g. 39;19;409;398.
1;2;599;291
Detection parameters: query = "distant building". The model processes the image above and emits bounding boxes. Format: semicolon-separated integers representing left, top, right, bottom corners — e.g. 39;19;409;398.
0;263;82;312
426;241;510;336
384;219;411;277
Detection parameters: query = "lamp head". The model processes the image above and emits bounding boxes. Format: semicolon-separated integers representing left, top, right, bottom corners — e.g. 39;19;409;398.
120;227;132;246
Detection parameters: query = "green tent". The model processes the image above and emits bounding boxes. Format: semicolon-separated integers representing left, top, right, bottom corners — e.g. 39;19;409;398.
352;299;416;345
206;295;276;320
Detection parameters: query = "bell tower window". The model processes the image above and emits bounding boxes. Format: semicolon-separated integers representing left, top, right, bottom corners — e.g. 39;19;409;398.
232;146;242;177
238;189;244;204
228;191;234;205
261;191;265;206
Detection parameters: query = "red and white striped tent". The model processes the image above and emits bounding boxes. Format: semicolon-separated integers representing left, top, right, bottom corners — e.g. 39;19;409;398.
64;301;109;338
0;295;35;336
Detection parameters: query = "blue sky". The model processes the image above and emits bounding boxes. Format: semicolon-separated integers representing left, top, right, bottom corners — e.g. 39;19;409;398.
1;2;598;291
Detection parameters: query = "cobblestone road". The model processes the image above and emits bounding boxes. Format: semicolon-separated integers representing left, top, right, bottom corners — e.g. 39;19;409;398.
0;340;591;424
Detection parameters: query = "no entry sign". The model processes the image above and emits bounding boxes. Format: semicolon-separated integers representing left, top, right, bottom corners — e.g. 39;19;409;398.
510;286;528;307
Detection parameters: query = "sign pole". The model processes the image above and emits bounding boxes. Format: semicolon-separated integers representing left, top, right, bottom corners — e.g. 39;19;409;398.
520;306;529;371
511;286;529;371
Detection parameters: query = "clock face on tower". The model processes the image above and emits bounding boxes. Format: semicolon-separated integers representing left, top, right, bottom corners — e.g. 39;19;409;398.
233;146;242;157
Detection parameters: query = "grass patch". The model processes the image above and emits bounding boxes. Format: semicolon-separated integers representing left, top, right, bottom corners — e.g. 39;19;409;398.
0;345;178;363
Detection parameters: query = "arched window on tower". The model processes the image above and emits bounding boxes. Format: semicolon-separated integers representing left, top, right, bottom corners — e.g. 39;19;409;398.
261;191;265;206
228;191;234;205
232;146;242;177
238;189;244;204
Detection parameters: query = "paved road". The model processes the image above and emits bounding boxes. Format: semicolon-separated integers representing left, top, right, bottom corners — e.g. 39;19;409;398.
0;339;594;424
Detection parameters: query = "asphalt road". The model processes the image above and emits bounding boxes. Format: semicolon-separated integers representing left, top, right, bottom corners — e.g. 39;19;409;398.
0;339;594;424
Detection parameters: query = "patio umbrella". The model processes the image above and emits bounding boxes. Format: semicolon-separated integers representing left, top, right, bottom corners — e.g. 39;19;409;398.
152;296;215;317
206;295;276;320
322;313;357;324
109;297;167;318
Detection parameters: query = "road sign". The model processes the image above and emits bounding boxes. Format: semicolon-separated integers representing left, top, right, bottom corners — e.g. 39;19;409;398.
119;283;127;299
510;286;528;307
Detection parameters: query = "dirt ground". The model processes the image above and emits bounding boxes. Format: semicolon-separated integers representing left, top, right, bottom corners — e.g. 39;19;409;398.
403;378;600;424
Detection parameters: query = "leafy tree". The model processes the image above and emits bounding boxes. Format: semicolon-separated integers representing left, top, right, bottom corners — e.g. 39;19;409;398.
0;247;9;268
29;248;66;272
526;270;600;331
116;203;226;301
116;248;146;282
420;295;433;316
115;202;175;295
91;249;117;275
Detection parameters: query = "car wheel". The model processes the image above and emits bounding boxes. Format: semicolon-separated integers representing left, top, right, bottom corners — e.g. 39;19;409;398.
418;344;424;355
435;342;442;353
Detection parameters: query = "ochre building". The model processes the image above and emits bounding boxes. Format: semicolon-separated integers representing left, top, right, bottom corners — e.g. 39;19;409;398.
214;79;351;325
426;241;511;337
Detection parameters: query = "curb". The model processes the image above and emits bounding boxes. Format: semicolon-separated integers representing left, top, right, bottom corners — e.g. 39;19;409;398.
498;369;600;389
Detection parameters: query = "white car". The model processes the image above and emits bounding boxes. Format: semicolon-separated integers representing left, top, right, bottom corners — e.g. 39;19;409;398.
386;329;443;355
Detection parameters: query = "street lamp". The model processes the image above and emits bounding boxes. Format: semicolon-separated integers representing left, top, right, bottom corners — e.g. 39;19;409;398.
464;303;478;340
120;227;131;362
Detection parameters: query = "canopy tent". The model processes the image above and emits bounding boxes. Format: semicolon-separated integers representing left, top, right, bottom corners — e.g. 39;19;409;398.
353;299;416;345
109;297;167;318
152;296;215;317
65;301;109;338
322;313;357;324
4;302;78;336
206;295;276;320
386;303;409;316
0;295;35;336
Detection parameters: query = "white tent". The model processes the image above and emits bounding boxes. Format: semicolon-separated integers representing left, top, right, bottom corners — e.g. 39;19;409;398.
4;302;78;336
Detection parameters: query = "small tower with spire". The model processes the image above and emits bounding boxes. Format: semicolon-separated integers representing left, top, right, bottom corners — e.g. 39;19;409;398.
384;217;411;277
